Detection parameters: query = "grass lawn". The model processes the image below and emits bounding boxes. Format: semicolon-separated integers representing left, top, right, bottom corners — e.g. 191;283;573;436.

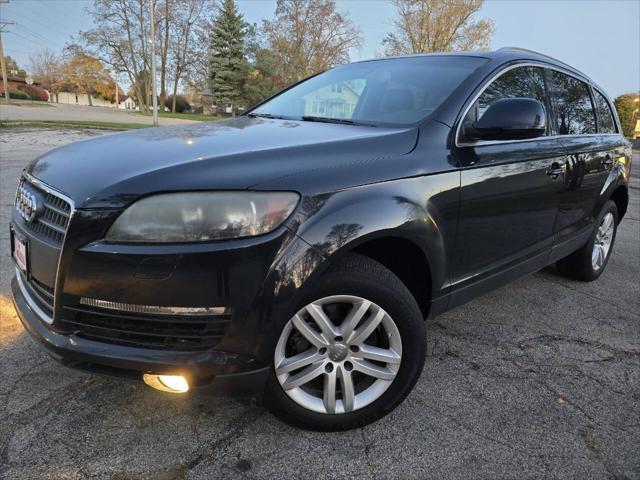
135;111;222;121
0;120;152;130
0;100;53;107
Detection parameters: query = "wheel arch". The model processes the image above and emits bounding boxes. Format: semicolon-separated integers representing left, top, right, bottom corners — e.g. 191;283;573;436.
350;236;432;318
291;191;449;319
610;184;629;220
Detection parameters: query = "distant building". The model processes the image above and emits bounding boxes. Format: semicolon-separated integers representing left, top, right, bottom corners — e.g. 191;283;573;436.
303;81;362;118
50;91;138;110
55;91;115;108
197;88;246;116
118;96;138;110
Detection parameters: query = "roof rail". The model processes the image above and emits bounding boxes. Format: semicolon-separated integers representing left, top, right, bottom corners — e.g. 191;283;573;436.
497;47;577;72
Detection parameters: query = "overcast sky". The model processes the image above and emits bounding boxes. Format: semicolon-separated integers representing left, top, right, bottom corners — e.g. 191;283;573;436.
1;0;638;97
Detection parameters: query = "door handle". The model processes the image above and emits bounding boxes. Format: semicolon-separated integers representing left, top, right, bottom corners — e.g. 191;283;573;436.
601;155;613;168
546;162;564;179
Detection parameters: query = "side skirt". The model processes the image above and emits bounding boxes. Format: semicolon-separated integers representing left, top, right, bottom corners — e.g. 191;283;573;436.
549;225;593;263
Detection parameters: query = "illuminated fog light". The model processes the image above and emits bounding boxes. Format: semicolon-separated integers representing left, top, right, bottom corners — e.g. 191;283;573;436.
143;374;189;393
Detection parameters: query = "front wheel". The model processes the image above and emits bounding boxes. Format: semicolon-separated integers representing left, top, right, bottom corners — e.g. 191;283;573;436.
264;254;426;431
556;200;619;281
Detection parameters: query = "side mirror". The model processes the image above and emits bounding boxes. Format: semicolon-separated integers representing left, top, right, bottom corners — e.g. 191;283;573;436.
463;98;546;141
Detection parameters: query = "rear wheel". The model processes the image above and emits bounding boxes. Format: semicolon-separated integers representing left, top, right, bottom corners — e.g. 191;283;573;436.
556;200;618;281
264;253;426;430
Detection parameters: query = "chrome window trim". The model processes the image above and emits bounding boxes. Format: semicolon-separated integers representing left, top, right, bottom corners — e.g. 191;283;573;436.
454;61;622;148
16;267;54;324
21;172;76;321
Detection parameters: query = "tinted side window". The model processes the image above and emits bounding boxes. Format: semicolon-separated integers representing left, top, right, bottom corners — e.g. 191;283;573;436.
548;71;596;134
593;90;617;134
463;66;547;126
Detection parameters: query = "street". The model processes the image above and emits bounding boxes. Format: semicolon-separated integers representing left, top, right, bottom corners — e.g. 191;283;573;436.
0;127;638;480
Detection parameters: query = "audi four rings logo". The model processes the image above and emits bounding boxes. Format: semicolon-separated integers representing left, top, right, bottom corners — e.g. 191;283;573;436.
16;184;40;223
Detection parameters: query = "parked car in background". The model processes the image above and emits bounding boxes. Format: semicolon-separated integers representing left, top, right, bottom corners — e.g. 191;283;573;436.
11;48;631;430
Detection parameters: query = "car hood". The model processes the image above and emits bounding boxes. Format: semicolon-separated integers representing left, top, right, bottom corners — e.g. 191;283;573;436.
27;117;419;209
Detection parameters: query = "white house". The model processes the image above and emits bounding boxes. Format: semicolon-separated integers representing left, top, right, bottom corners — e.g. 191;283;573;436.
118;96;138;110
54;91;115;108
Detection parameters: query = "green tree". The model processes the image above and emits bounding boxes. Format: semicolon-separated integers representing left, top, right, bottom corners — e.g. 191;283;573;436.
208;0;247;108
614;93;640;138
242;23;279;107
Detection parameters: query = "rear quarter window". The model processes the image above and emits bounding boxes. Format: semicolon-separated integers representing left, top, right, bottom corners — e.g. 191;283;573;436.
593;90;618;134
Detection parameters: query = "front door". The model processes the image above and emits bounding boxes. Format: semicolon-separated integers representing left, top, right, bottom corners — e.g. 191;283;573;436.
449;65;562;305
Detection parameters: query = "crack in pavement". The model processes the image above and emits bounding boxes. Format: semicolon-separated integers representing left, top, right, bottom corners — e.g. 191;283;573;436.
181;408;265;475
359;427;375;478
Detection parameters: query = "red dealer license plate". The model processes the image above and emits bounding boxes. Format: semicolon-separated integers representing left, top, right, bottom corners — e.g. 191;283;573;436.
12;231;28;274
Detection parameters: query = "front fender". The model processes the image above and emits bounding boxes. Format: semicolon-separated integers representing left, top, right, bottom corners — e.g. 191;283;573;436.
291;174;460;299
250;174;460;362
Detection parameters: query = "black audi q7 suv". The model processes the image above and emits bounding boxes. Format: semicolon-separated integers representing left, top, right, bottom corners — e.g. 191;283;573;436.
11;48;631;430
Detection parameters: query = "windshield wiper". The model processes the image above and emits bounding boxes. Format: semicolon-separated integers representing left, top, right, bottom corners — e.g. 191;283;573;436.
301;116;376;127
247;112;288;120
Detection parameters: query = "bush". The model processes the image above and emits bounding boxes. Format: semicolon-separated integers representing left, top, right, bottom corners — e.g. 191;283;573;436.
1;89;29;100
0;83;48;101
165;94;191;113
18;84;49;101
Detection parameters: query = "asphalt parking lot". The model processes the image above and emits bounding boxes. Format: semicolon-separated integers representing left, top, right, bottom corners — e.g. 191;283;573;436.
1;127;638;480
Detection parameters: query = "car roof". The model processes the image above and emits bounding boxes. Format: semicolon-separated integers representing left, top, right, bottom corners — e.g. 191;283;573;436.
354;47;594;85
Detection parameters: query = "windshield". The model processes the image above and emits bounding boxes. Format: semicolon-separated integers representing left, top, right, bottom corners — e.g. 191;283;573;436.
251;56;487;127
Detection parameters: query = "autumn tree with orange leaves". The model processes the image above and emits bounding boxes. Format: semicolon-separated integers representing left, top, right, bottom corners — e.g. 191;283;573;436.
383;0;494;56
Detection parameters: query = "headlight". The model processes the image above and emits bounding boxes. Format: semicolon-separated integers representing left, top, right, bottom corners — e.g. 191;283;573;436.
106;191;299;243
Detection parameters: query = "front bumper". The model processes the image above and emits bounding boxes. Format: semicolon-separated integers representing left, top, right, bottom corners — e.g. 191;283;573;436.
9;174;328;396
12;273;270;394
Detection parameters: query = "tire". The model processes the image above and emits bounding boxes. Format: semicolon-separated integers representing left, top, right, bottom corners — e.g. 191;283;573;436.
264;253;426;431
556;200;619;281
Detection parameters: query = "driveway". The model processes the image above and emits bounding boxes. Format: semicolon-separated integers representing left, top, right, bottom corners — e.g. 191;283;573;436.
0;127;638;480
0;102;199;126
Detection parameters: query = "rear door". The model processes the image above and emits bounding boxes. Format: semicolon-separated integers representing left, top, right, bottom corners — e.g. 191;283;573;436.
545;70;620;260
450;65;563;301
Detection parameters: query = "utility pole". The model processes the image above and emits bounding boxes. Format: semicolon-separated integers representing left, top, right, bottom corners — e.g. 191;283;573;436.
0;16;15;105
115;71;119;109
149;0;158;126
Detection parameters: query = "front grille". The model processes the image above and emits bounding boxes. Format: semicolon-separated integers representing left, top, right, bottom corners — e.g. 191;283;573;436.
60;305;232;351
16;177;72;245
20;271;54;317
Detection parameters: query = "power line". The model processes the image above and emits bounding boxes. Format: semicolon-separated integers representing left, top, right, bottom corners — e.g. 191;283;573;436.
36;0;76;24
5;46;38;54
13;22;52;45
7;28;52;49
5;7;70;37
9;0;82;34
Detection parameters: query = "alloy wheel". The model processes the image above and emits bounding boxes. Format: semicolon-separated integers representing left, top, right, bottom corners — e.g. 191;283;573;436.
592;212;614;271
274;295;402;414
